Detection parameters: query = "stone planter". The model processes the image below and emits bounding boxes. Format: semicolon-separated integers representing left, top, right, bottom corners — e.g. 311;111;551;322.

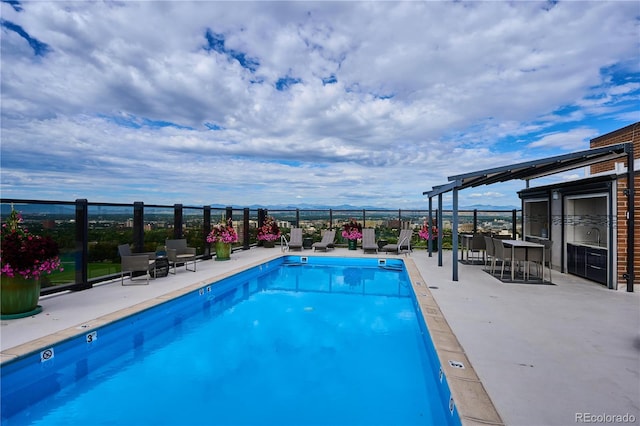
215;242;231;261
263;240;275;248
348;239;358;250
1;276;43;319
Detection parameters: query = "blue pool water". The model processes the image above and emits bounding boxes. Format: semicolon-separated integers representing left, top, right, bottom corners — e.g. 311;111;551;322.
2;256;461;425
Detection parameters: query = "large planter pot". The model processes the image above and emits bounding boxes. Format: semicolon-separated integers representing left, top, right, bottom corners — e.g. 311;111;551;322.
263;240;275;248
215;242;231;261
348;239;358;250
1;276;43;319
303;238;313;249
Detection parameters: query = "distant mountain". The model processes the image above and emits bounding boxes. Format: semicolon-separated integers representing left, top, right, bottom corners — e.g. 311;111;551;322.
210;203;520;211
1;201;519;216
209;203;392;210
455;204;521;211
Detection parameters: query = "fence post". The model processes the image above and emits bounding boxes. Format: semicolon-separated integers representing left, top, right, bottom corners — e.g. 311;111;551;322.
428;198;433;257
74;199;89;290
243;208;250;250
257;208;265;247
329;209;333;229
173;204;183;239
203;206;212;259
512;209;517;239
473;209;478;234
296;209;300;227
133;202;144;253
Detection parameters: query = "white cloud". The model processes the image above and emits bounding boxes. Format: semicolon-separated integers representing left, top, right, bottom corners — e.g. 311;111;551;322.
1;1;638;208
527;127;599;150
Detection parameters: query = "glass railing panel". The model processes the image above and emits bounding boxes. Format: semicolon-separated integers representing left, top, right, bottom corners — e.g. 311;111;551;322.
229;208;245;248
2;198;523;293
87;204;134;280
182;206;204;255
1;201;77;288
142;206;175;252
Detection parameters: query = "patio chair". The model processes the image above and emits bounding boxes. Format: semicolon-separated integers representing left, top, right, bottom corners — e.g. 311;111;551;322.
382;229;413;254
362;228;378;254
528;240;552;282
118;244;156;286
288;228;303;251
483;236;496;274
312;230;336;252
492;238;512;279
493;238;526;280
469;233;486;263
165;239;197;274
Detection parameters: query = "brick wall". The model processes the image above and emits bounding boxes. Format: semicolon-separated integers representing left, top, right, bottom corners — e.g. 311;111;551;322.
615;174;640;289
590;122;639;175
590;121;639;289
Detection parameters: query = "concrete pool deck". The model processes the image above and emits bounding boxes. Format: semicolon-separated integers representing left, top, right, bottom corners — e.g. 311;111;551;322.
2;247;639;425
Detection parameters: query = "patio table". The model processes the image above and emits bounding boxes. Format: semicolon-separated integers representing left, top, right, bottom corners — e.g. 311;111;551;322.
501;239;544;282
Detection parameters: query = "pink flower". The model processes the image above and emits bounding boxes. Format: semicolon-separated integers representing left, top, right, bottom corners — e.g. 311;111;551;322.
342;219;362;240
257;216;281;241
207;219;239;244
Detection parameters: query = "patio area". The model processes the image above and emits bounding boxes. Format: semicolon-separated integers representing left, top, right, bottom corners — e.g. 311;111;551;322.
1;247;639;425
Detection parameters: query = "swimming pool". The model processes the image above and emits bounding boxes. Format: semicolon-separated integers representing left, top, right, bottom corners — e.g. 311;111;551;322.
1;256;461;425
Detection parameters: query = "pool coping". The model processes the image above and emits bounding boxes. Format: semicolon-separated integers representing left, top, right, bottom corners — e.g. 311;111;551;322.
0;253;284;364
1;253;504;426
405;258;504;426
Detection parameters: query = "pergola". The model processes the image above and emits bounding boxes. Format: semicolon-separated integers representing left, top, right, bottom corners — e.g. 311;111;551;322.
423;142;635;292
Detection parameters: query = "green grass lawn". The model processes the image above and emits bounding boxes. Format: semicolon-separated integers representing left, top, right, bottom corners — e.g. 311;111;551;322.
43;262;121;287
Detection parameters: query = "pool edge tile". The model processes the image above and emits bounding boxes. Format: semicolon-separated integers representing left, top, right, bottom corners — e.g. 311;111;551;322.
405;258;504;426
1;253;287;364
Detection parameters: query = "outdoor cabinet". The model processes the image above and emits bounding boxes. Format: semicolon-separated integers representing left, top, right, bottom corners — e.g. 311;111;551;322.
567;244;586;276
585;247;607;284
567;243;578;275
567;243;607;285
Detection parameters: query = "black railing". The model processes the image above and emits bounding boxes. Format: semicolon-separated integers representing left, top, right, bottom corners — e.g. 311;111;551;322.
1;198;521;295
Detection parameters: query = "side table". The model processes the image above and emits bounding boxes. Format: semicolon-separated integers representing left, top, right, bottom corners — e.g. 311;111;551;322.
152;256;170;278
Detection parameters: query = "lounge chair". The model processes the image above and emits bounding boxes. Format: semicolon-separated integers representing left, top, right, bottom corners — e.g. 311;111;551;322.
312;230;335;252
362;228;378;254
166;239;197;274
118;244;156;285
286;228;303;251
382;229;413;254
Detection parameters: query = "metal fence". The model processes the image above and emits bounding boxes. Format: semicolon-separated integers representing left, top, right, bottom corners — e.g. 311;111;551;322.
1;198;521;295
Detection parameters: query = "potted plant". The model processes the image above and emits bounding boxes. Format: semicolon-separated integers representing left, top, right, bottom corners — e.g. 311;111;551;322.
1;206;63;318
257;216;281;248
342;218;363;250
419;220;439;251
207;218;238;261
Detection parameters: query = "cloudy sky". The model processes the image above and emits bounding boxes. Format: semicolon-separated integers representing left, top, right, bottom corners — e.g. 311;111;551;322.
1;1;638;209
